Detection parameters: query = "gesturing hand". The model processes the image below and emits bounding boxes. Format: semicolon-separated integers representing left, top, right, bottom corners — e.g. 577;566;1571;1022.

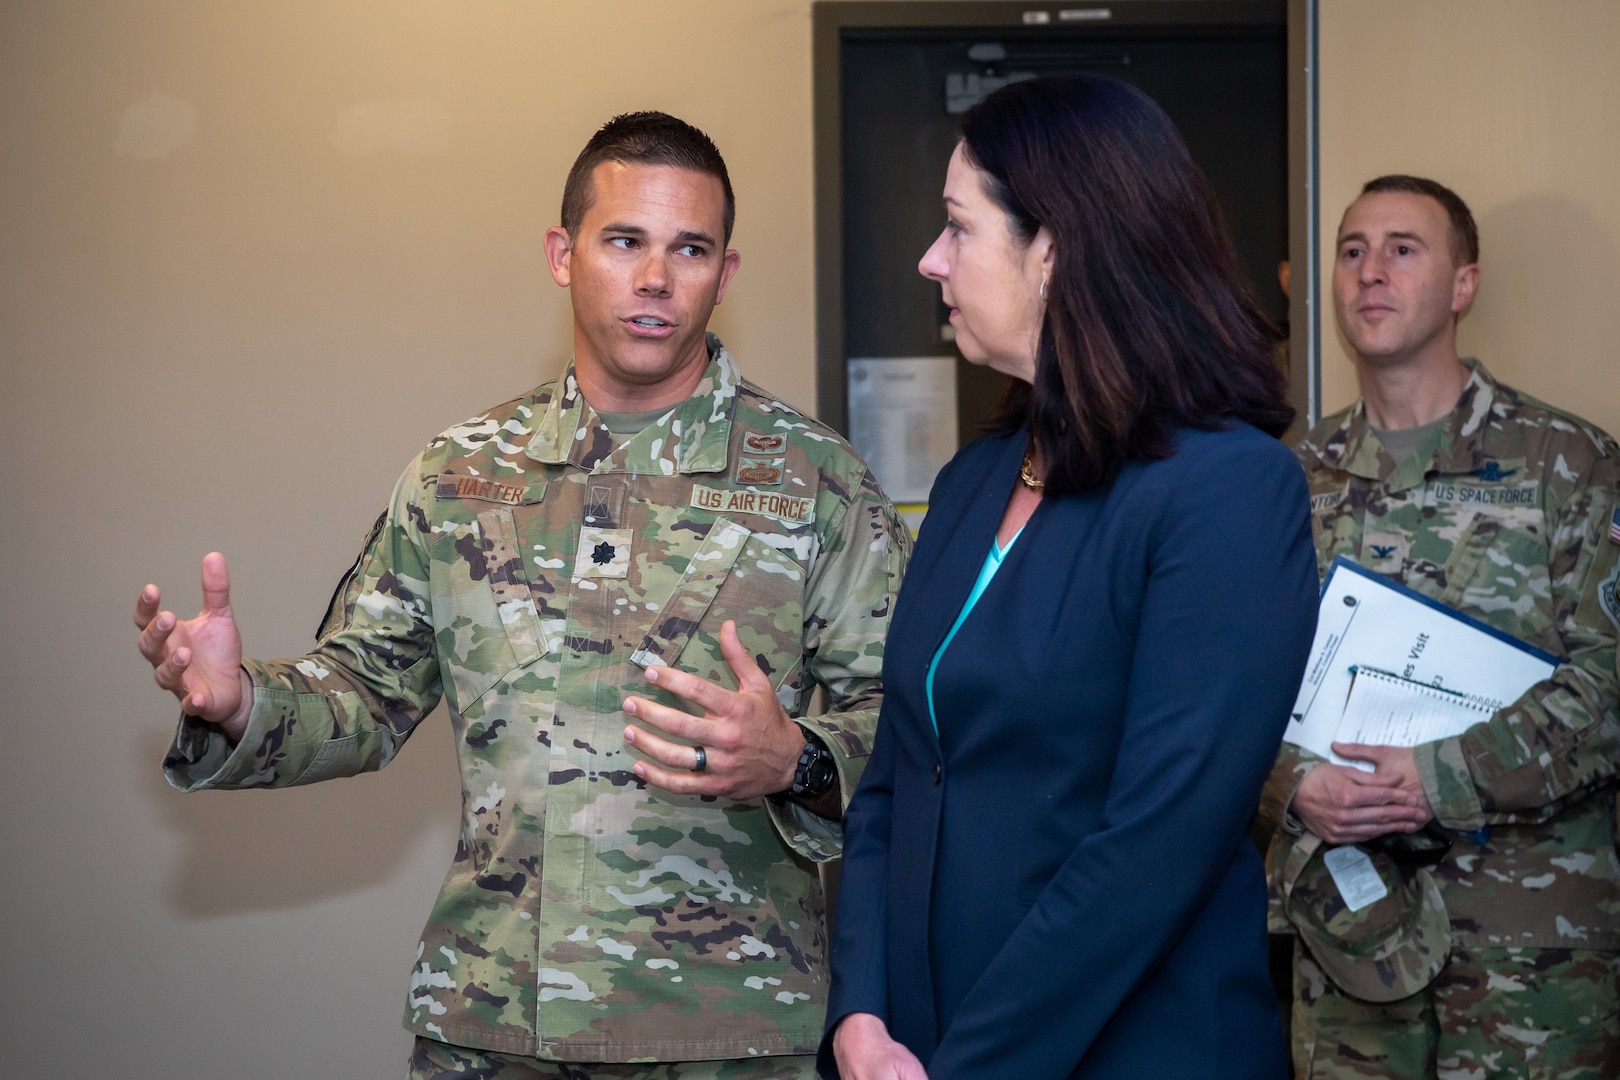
1290;743;1434;844
622;620;805;803
135;551;252;742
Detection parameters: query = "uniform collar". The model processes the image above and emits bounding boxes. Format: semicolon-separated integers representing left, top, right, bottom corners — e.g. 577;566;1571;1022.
1307;357;1498;488
524;333;739;475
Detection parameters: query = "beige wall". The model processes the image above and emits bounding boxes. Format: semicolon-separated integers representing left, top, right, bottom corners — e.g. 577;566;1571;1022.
1317;0;1620;436
0;3;827;1075
2;2;1616;1076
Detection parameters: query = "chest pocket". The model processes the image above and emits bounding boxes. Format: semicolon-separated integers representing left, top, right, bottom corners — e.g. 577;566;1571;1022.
1444;507;1558;648
631;516;808;696
428;506;551;711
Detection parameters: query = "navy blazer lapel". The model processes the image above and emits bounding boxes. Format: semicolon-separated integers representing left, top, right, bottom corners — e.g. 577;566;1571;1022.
898;432;1027;673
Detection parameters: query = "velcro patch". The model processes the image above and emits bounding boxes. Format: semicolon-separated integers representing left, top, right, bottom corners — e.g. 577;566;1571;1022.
734;457;786;486
1360;532;1407;567
435;472;537;506
1430;481;1539;507
743;432;787;454
1471;459;1526;483
690;484;815;526
1310;490;1344;513
1598;560;1620;631
573;527;631;580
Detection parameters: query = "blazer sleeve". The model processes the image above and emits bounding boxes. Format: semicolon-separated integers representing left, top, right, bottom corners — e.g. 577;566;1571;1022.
816;686;900;1077
926;435;1319;1077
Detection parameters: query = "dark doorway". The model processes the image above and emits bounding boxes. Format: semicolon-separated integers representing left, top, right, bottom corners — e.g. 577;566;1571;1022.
814;1;1316;487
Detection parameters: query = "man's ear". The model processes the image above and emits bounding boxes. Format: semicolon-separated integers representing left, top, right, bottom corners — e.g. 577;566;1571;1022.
1451;262;1480;316
544;226;574;288
713;249;742;305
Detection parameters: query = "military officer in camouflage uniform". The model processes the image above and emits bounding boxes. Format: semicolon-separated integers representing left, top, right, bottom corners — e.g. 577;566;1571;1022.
1260;175;1620;1079
135;112;910;1079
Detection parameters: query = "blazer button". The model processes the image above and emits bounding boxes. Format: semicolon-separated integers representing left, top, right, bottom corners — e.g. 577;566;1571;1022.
932;763;942;785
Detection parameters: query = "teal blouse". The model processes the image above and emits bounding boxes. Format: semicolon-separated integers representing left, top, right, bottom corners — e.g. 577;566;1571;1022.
924;530;1020;733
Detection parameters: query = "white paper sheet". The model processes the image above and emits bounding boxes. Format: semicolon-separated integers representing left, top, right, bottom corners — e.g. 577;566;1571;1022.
846;357;958;505
1284;558;1558;762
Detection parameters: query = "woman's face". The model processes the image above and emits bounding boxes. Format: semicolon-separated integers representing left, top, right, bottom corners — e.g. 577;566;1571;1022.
918;144;1053;383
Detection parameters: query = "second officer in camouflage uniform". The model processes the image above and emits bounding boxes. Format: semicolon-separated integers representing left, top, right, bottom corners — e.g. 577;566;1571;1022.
1260;176;1620;1079
139;113;909;1079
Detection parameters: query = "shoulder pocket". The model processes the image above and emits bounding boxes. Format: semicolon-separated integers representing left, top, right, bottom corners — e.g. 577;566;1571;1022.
316;510;388;640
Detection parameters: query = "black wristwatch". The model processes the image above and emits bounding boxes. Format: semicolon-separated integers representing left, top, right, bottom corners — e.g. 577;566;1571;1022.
775;724;837;801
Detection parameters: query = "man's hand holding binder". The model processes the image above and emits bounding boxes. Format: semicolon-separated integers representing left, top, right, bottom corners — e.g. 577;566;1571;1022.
1290;743;1432;845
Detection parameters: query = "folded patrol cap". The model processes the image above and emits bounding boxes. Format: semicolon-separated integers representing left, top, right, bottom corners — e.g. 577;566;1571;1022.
1280;833;1452;1003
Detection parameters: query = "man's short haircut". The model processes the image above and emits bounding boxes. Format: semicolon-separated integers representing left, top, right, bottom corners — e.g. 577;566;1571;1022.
561;111;735;244
1360;174;1479;268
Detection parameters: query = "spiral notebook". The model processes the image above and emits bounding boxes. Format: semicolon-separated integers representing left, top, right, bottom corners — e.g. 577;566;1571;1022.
1336;665;1499;750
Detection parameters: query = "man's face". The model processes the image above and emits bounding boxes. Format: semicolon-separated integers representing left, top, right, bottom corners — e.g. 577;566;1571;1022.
1332;190;1477;372
545;162;740;411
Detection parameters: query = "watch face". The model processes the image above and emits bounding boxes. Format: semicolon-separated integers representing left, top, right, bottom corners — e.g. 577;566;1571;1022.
806;752;837;795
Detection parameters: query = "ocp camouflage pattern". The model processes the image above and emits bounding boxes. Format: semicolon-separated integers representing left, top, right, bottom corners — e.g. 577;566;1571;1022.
163;337;911;1061
1292;942;1619;1079
1261;358;1620;963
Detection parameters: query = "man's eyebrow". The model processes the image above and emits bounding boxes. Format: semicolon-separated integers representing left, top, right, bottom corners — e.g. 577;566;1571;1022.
1337;229;1429;247
598;222;649;238
673;229;718;248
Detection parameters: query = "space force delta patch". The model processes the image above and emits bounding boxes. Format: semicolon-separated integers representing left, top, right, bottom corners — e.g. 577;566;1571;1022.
1599;560;1620;631
690;484;815;526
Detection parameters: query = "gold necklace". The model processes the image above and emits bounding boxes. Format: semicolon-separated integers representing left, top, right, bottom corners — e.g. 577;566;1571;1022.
1019;448;1045;491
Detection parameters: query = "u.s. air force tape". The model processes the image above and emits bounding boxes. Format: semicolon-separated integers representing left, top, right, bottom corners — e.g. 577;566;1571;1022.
690;484;814;526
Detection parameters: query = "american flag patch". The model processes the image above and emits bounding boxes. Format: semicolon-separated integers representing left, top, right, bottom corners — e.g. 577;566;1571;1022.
1611;507;1620;544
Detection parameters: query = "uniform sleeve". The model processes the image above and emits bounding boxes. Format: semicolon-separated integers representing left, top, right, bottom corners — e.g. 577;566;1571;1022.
1259;743;1328;837
162;458;444;792
1416;451;1620;831
765;466;911;860
1256;443;1330;849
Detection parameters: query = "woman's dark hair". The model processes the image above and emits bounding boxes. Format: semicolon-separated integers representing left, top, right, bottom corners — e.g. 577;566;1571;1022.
960;75;1291;493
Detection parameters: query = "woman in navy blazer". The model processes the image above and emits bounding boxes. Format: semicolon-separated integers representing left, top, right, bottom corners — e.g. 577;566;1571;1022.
823;76;1320;1079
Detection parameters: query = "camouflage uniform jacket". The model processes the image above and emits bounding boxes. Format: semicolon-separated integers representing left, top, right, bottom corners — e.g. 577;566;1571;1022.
163;338;911;1061
1261;358;1620;951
